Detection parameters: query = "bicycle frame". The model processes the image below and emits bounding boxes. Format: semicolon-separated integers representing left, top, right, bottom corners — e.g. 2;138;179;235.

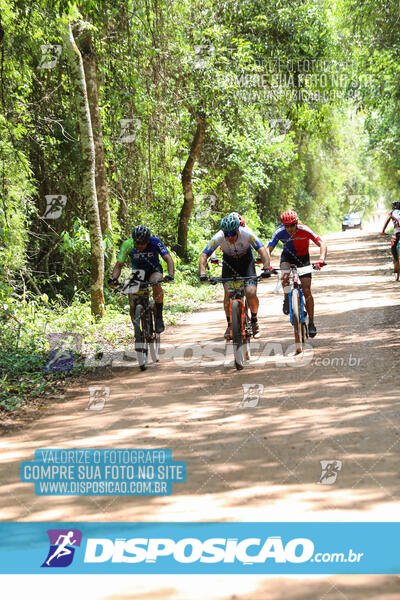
118;276;162;331
200;268;265;369
272;263;320;354
286;266;310;326
226;280;249;339
207;275;263;339
117;278;151;328
111;275;170;370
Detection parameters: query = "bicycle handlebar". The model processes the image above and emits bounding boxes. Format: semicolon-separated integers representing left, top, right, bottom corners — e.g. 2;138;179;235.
201;274;267;285
109;276;172;291
271;262;327;272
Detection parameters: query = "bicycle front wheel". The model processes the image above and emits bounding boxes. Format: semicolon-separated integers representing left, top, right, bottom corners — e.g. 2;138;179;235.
134;304;148;370
232;300;245;370
244;299;251;361
291;289;303;354
149;305;161;363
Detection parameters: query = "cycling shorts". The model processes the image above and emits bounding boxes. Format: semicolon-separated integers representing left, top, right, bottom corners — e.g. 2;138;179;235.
221;248;257;287
280;252;312;279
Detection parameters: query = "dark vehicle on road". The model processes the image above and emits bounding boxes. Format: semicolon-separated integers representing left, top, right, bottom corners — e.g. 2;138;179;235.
342;212;362;231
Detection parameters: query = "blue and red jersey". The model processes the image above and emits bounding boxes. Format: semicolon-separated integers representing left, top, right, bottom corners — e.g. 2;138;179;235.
268;223;321;257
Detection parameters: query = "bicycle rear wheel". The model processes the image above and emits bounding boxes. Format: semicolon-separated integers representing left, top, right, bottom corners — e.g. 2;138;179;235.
232;301;245;370
291;289;303;354
134;304;148;370
149;304;161;363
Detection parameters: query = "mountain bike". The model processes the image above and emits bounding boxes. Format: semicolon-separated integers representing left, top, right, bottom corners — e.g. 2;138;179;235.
274;263;324;354
202;271;266;371
110;271;170;371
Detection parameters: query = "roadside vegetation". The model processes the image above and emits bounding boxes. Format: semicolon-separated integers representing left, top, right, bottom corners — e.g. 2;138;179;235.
1;0;398;410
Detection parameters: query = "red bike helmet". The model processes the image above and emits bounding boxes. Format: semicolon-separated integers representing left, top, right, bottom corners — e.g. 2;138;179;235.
281;210;298;225
230;212;246;227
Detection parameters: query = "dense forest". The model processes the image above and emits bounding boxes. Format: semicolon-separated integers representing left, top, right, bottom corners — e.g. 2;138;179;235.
1;0;399;408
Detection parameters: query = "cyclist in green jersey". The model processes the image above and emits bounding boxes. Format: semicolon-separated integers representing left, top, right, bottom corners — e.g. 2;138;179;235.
109;225;174;333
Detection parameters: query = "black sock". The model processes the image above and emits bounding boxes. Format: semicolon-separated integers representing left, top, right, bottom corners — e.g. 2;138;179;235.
251;312;258;322
155;302;163;318
226;315;230;324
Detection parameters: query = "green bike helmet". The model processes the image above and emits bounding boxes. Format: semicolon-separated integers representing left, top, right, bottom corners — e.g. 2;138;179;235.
220;214;240;234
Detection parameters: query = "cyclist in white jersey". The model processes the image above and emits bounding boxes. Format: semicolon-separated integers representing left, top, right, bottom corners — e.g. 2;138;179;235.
199;213;270;339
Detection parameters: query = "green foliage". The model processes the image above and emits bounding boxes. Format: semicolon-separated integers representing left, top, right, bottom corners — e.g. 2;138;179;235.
0;269;215;411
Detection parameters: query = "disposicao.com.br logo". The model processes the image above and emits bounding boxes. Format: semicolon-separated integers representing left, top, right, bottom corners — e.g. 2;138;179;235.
84;536;315;564
39;532;364;570
82;536;363;566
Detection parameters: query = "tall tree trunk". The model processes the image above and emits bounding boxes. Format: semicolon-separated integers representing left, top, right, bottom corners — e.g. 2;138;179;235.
110;158;128;227
62;21;105;319
176;109;206;260
78;30;112;236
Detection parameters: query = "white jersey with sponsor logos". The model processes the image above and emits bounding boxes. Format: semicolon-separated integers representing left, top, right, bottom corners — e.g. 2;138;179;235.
203;227;263;257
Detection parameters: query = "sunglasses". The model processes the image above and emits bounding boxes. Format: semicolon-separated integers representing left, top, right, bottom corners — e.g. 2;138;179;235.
224;231;238;238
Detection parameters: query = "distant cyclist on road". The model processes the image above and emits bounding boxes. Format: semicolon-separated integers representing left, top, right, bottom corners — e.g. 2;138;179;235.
381;201;400;279
199;213;271;339
266;210;327;338
109;226;174;333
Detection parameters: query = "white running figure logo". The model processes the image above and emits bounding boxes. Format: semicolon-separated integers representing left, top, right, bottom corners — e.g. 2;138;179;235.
46;531;77;565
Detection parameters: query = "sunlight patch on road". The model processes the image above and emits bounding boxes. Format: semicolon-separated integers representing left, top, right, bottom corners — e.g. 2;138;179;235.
152;485;397;522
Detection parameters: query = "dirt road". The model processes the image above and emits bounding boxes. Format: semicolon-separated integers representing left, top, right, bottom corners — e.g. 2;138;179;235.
1;230;400;598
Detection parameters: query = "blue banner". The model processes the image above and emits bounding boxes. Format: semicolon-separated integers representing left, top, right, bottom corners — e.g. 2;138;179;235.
0;522;399;574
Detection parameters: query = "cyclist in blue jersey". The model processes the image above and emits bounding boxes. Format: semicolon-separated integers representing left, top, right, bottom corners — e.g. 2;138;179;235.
199;214;271;339
109;225;174;333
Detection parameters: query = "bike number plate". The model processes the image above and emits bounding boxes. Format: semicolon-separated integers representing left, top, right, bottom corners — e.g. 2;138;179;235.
132;269;146;281
227;280;244;291
121;269;146;294
121;282;140;294
297;265;313;277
